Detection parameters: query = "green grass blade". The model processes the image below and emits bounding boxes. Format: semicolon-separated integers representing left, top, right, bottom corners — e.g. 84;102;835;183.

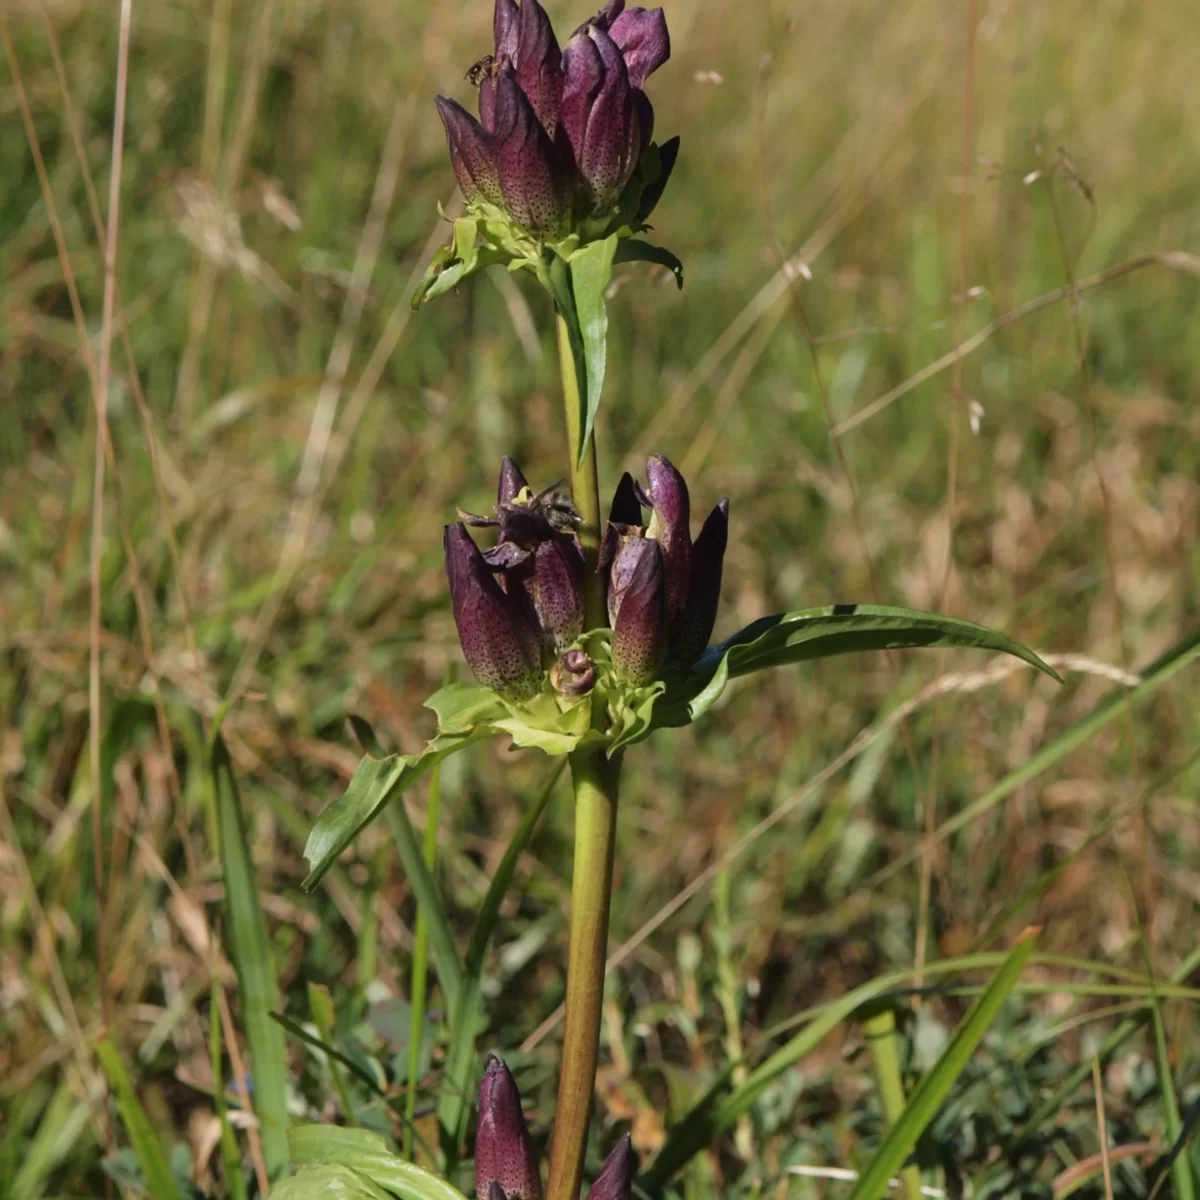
212;734;291;1178
308;983;359;1127
435;761;566;1153
211;974;249;1200
862;1005;922;1200
845;931;1039;1200
95;1037;184;1200
384;794;463;1014
404;758;442;1158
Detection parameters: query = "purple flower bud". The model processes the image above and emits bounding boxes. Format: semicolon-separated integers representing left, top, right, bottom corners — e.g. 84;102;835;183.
434;97;503;207
671;498;728;666
560;27;640;210
550;647;597;697
498;455;530;506
645;454;691;623
609;535;667;685
636;133;678;223
532;536;585;649
607;8;670;89
584;1134;636;1200
493;65;571;235
513;0;564;135
445;524;544;702
476;1055;544;1200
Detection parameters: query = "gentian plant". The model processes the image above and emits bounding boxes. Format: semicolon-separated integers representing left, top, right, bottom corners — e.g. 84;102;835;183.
286;2;1058;1197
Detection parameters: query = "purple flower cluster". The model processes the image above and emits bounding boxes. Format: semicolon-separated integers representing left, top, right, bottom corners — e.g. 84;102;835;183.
444;455;727;701
435;0;678;237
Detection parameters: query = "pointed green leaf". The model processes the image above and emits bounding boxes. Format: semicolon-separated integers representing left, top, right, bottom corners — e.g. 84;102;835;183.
301;727;493;892
544;249;588;464
613;238;684;288
212;736;291;1179
570;233;619;464
288;1126;469;1200
425;683;507;733
664;604;1061;723
270;1164;392;1200
95;1038;184;1200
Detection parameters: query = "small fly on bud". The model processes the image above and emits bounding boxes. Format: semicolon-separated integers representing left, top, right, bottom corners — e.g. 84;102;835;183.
465;53;498;88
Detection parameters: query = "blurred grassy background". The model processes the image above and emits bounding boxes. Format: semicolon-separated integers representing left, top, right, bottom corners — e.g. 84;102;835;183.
2;0;1199;1194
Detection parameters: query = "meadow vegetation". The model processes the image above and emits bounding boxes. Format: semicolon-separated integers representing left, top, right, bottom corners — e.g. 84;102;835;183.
2;0;1199;1196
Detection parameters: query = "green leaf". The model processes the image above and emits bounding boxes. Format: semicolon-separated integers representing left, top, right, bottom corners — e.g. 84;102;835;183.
212;735;291;1179
569;233;619;464
288;1126;469;1200
411;218;509;308
672;604;1061;723
424;683;507;734
270;1164;392;1200
307;984;359;1126
845;931;1039;1200
302;727;491;892
613;238;684;288
436;761;566;1152
95;1038;184;1200
545;249;588;464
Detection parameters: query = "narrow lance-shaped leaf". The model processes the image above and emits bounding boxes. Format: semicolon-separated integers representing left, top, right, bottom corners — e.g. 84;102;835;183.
571;234;619;466
211;735;291;1179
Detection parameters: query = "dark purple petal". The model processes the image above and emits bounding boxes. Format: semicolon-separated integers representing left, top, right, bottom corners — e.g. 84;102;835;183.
560;27;639;210
514;0;564;134
609;536;667;685
636;133;678;222
671;498;728;666
494;0;519;58
435;97;502;206
589;0;626;33
646;454;691;622
493;65;570;234
608;7;670;89
498;456;530;506
480;76;498;133
533;536;585;649
476;1056;543;1200
584;1135;635;1200
445;524;544;701
633;89;654;152
608;471;644;526
499;504;557;547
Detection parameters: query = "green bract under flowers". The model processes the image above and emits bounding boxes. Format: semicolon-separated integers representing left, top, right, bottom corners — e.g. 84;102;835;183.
415;0;682;310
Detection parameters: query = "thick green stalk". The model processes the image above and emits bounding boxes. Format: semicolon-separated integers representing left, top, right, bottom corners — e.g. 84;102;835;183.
555;311;605;628
545;308;622;1200
546;748;622;1200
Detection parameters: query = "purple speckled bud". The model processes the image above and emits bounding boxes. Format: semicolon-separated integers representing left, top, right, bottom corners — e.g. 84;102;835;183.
513;0;564;135
493;64;571;235
607;7;670;89
476;1056;543;1200
584;1134;635;1200
560;26;640;211
671;498;728;666
609;535;667;685
550;647;597;697
533;536;586;650
645;455;691;623
434;97;503;206
445;524;544;702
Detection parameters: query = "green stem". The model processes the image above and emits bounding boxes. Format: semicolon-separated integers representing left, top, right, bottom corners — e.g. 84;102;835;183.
545;748;622;1200
555;310;605;628
544;308;621;1200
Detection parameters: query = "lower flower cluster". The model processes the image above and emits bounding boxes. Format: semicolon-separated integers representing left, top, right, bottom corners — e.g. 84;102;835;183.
444;455;729;704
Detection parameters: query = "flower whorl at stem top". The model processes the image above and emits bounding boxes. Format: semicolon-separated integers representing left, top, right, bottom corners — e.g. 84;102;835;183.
602;454;729;685
434;0;678;241
475;1056;637;1200
446;458;586;702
